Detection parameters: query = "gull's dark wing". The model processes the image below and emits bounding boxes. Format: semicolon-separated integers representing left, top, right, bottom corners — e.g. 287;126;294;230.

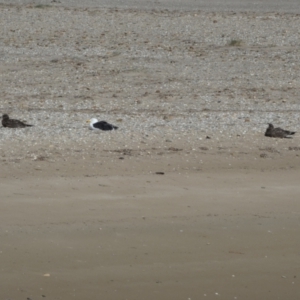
94;121;118;131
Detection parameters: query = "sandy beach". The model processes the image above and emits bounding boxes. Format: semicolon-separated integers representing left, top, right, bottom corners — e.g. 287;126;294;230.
1;1;300;299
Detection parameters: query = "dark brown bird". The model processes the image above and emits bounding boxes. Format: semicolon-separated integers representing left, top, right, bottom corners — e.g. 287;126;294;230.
265;123;295;138
2;114;33;128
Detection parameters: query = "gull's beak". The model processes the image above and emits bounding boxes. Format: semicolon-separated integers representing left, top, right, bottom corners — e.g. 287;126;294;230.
86;120;90;123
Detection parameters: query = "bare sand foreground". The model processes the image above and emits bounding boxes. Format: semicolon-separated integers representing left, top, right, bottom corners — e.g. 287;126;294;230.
1;1;300;299
1;161;300;300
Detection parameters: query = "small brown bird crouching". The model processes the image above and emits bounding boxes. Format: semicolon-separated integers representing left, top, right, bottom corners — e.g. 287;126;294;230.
265;123;296;138
2;114;33;128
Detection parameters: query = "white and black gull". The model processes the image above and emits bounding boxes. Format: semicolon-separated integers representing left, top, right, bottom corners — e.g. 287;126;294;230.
87;118;118;131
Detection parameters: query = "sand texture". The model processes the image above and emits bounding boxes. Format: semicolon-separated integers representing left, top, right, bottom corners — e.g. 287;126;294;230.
0;2;300;299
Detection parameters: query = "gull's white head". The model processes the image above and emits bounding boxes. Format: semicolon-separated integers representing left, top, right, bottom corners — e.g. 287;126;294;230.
87;118;99;130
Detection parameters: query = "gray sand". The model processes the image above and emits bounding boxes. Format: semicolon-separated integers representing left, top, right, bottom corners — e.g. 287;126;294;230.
1;0;300;13
1;2;300;162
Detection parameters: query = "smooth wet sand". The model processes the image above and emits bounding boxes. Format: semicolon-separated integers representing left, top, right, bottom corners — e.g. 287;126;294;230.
1;155;300;299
